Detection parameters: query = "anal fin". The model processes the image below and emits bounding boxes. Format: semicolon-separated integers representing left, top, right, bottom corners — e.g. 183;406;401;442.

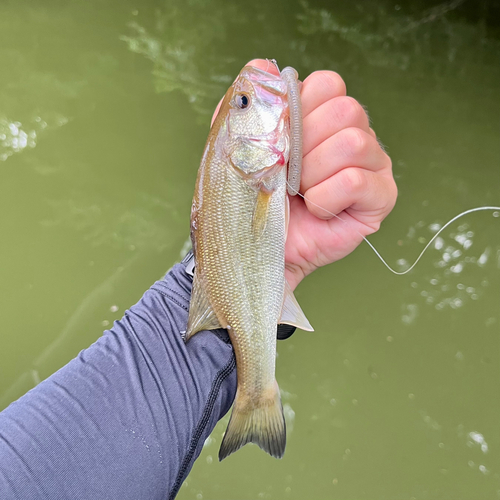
185;271;222;341
279;280;314;331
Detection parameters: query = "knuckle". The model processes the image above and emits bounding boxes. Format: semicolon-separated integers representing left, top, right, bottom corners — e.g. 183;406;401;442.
388;180;399;208
313;70;346;97
333;96;365;127
368;220;381;234
379;150;393;173
338;127;367;157
380;178;398;216
341;168;367;195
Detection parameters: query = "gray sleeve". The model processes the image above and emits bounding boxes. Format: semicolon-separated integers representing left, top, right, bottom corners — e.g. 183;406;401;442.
0;262;236;500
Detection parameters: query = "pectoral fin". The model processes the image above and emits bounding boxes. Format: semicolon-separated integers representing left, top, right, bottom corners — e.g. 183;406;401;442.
252;186;272;238
185;271;222;341
279;280;314;331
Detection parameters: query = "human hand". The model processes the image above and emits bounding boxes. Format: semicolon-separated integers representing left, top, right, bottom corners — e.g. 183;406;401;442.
283;66;397;290
212;59;397;291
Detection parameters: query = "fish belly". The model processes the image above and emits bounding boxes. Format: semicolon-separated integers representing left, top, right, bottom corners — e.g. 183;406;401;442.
196;157;287;459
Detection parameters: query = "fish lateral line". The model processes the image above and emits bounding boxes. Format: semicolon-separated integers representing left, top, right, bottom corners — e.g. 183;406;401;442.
287;181;500;275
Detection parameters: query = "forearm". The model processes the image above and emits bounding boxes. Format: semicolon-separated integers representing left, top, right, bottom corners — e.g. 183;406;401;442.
0;262;236;500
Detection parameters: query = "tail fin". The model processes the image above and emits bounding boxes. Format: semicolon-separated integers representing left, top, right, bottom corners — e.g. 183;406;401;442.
219;383;286;461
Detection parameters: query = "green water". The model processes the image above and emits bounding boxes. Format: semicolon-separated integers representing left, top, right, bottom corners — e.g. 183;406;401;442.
1;0;500;498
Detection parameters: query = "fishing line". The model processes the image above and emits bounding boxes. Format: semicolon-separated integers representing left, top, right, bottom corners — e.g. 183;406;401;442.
287;180;500;275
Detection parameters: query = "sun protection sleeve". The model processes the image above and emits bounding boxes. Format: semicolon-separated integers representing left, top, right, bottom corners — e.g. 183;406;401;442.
0;258;237;500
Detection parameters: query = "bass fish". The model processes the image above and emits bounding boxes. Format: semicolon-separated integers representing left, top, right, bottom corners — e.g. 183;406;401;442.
186;64;313;460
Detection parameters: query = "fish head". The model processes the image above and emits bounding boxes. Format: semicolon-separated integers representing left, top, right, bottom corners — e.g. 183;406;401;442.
218;65;290;178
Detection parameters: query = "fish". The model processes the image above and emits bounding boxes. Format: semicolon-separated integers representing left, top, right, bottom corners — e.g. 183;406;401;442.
186;64;313;461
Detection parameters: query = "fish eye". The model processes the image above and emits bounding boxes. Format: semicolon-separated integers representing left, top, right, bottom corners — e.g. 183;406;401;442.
235;93;250;109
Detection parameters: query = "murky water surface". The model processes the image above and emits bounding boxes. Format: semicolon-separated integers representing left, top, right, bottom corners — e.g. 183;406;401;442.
1;1;500;498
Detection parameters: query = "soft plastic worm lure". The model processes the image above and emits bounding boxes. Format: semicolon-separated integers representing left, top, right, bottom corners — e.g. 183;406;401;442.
281;66;302;196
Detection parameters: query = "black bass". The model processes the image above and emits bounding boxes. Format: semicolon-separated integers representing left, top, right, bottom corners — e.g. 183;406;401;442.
186;64;313;460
